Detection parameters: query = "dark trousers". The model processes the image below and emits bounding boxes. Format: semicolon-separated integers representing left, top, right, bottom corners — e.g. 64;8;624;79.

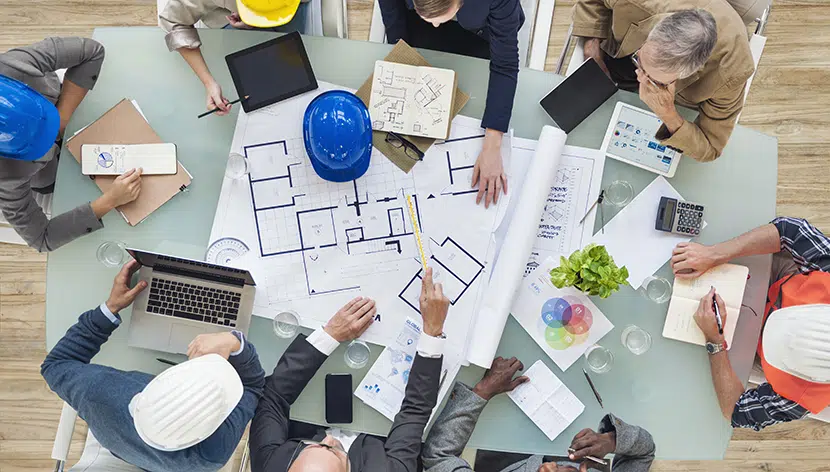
404;9;490;60
604;52;639;92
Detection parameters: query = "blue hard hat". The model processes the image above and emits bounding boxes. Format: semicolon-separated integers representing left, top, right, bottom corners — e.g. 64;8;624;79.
0;75;60;161
303;90;372;182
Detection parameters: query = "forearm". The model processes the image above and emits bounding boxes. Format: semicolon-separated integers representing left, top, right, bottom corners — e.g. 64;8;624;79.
423;383;487;470
90;194;117;219
227;336;266;396
56;79;89;136
42;307;118;376
178;46;216;87
708;351;745;419
709;224;781;264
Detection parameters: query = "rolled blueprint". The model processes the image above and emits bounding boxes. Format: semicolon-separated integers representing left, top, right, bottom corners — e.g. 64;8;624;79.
467;125;568;368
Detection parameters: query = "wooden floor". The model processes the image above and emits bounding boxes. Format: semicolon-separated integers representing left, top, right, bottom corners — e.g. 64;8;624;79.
1;0;829;470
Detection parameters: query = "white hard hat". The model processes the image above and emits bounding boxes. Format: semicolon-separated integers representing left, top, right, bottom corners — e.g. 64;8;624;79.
129;353;244;451
763;304;830;384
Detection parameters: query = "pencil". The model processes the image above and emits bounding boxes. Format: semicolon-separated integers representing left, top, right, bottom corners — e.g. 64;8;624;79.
197;95;249;118
582;368;604;408
568;447;609;466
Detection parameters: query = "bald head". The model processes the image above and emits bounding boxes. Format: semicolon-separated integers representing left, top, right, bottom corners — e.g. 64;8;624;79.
287;437;350;472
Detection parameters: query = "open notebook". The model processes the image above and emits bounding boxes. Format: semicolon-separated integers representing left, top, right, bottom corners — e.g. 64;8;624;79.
663;264;750;348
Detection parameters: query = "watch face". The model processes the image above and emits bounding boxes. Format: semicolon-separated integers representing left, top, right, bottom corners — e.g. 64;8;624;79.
706;343;715;353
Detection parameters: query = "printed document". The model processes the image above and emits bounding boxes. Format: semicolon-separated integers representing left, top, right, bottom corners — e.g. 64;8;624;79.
508;360;584;441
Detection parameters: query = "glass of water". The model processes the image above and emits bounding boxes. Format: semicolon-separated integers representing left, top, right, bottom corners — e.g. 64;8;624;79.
585;344;614;374
96;241;127;268
604;180;634;207
639;276;672;304
272;310;300;338
344;340;371;369
621;325;653;355
226;152;250;179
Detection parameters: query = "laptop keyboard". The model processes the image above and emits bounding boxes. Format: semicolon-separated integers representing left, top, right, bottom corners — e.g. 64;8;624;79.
147;278;241;327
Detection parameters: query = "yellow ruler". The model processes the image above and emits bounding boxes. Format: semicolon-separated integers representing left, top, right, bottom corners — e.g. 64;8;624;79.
405;195;428;271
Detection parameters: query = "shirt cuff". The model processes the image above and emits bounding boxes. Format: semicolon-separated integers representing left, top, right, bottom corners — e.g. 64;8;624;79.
229;330;245;357
98;303;120;325
417;333;445;358
306;328;340;356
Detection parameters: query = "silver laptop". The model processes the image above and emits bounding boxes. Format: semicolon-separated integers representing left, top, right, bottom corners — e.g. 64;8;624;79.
127;248;256;354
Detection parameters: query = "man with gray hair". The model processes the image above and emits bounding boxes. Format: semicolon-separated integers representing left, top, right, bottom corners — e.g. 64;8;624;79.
573;0;755;162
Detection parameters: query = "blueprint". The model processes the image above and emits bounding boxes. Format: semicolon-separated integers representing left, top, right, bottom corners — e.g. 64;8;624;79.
508;138;606;276
208;82;510;354
368;61;455;139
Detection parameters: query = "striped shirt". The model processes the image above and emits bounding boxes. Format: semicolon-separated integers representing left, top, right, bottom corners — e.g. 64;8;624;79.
731;217;830;430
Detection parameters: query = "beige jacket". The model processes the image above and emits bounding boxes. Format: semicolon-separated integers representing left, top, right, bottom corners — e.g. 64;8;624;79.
159;0;238;51
573;0;755;162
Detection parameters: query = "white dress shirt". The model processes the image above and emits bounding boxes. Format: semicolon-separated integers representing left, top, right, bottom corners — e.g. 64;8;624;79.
306;327;445;358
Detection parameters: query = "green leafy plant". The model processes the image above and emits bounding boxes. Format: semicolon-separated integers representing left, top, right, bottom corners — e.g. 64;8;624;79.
549;244;629;298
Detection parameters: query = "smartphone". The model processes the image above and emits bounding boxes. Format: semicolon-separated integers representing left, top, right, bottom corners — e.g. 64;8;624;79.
325;373;353;424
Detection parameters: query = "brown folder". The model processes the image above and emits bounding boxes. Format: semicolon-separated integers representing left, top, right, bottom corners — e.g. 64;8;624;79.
356;41;469;173
65;99;192;226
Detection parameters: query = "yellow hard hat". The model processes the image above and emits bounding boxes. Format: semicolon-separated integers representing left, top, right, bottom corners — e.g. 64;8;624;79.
236;0;301;28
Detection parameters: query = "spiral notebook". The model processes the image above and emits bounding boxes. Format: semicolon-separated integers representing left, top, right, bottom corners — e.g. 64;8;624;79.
66;99;192;226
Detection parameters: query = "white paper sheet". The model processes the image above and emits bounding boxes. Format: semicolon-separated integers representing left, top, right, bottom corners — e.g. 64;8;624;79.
588;176;702;289
467;126;568;368
355;317;461;421
508;360;584;441
509;139;606;276
512;257;614;371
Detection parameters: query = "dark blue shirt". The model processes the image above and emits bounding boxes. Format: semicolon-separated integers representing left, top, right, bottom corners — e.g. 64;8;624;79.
378;0;524;132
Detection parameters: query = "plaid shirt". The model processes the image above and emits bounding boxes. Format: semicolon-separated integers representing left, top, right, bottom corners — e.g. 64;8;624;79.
731;217;830;430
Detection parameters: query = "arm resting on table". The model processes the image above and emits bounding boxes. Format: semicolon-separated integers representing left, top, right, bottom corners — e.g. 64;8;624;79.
480;0;522;133
599;414;655;472
706;351;747;421
422;382;488;472
706;223;781;265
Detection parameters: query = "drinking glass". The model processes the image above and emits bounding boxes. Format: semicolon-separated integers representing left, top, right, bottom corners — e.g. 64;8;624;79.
273;310;300;338
226;152;250;179
621;325;653;355
96;241;127;268
604;180;634;207
344;340;371;369
639;276;672;304
585;344;614;374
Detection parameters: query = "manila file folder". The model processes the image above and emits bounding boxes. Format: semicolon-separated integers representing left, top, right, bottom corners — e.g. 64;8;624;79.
66;99;191;226
663;263;750;348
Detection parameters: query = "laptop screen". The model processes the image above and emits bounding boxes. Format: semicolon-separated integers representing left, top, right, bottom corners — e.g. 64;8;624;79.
127;249;256;287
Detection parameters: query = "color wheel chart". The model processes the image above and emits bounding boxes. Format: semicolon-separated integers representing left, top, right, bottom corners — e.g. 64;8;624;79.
538;296;593;350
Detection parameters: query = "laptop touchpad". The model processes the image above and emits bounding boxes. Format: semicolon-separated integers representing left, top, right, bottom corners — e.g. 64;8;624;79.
169;324;206;352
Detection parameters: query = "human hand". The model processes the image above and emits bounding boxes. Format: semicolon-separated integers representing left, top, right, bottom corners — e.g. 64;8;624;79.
105;260;147;314
569;428;616;463
205;81;231;116
105;168;142;207
324;297;377;342
472;356;529;401
694;287;726;344
672;242;721;279
420;267;449;336
472;130;507;209
187;332;241;360
226;12;253;29
637;72;683;131
583;38;610;77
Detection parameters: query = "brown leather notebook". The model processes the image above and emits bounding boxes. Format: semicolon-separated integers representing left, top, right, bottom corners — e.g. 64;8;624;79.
65;99;192;226
356;41;469;173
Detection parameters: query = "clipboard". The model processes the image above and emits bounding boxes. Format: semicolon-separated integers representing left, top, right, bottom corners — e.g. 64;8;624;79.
356;41;469;173
65;99;192;226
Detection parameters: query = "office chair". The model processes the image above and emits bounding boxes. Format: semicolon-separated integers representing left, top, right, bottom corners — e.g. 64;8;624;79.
554;0;772;114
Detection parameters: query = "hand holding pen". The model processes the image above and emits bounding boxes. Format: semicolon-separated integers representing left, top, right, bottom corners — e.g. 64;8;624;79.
693;287;727;344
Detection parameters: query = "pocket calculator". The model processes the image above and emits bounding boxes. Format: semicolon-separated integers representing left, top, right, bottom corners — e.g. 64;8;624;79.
656;197;704;236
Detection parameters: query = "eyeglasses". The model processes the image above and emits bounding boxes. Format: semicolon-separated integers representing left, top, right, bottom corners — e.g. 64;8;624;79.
631;50;675;89
385;131;424;162
287;440;352;472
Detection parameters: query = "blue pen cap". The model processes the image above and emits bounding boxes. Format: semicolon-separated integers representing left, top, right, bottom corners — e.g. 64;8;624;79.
303;90;372;183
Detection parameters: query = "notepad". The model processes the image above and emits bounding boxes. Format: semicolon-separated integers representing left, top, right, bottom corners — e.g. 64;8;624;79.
508;360;584;441
81;144;178;175
663;263;750;348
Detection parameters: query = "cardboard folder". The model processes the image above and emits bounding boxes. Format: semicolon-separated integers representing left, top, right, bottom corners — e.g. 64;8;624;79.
356;41;469;173
65;99;192;226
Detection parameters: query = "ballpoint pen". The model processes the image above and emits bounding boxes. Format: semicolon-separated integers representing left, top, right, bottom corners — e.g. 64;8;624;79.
568;447;609;466
582;368;604;408
712;287;723;335
197;95;249;118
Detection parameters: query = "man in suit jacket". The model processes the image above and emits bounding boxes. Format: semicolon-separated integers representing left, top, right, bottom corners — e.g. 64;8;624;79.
423;357;656;472
250;267;450;472
378;0;524;209
573;0;755;162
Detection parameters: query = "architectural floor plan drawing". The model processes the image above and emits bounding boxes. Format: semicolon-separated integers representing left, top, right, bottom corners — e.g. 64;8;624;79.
209;83;509;353
368;61;455;139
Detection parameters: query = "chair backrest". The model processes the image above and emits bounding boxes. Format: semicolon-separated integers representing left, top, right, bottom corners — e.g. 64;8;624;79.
725;0;772;25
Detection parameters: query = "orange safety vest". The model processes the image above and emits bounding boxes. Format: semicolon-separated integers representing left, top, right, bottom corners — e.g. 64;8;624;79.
759;271;830;413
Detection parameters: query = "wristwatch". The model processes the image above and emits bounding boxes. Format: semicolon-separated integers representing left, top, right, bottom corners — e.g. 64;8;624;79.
706;340;727;355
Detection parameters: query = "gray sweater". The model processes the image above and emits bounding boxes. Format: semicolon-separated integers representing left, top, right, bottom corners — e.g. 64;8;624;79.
0;37;105;251
423;383;656;472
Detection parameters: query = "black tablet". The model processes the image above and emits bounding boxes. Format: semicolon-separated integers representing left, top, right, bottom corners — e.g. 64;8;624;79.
225;32;318;113
539;58;618;133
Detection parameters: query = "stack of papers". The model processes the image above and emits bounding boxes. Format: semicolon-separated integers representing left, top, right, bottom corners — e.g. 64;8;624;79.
508;360;584;440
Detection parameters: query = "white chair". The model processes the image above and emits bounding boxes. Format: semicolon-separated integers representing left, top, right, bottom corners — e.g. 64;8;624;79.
51;402;245;472
368;0;556;71
554;0;772;113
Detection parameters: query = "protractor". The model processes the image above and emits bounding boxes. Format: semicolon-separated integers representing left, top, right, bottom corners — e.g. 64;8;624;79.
206;238;250;265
